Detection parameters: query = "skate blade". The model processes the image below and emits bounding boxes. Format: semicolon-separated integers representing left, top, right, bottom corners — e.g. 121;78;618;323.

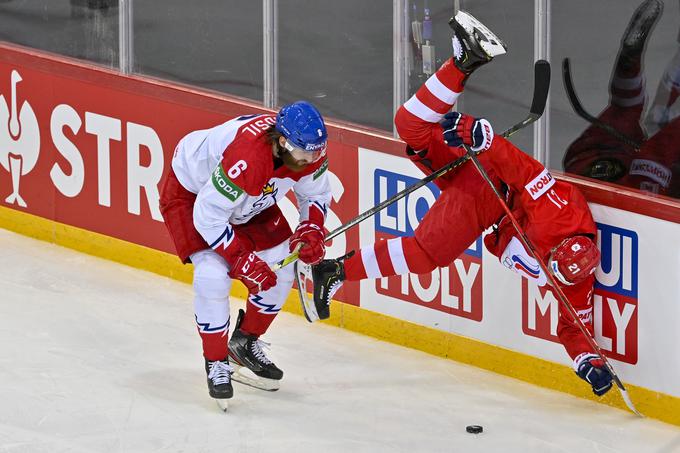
455;10;507;57
231;364;280;391
295;261;320;323
214;398;229;412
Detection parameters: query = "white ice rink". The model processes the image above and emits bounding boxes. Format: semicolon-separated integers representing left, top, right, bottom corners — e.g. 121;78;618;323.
1;228;679;453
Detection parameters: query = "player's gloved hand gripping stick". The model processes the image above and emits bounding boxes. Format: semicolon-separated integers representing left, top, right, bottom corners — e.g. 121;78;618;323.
271;60;551;273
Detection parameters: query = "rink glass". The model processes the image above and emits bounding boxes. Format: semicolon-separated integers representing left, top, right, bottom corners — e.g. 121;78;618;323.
1;0;678;197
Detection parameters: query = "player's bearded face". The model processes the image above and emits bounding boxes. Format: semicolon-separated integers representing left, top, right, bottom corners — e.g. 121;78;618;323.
280;150;309;171
277;136;325;171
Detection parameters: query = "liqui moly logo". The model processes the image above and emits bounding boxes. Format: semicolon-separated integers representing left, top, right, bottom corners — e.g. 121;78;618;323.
525;168;555;200
372;169;483;321
521;223;638;364
593;223;638;363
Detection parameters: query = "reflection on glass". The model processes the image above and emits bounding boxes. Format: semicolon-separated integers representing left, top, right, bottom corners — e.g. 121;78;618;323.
408;1;535;153
563;0;680;198
0;0;119;68
278;0;392;131
133;0;263;101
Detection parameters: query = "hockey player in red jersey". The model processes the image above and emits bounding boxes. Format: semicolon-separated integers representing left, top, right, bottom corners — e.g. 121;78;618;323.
160;101;331;408
311;11;613;397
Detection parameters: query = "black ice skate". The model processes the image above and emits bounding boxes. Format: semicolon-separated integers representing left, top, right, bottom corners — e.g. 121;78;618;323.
448;10;507;75
228;309;283;391
311;258;346;321
205;358;233;412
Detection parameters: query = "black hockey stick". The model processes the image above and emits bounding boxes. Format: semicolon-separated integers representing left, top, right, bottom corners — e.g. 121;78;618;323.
562;58;641;149
502;59;551;137
462;142;642;416
271;59;551;273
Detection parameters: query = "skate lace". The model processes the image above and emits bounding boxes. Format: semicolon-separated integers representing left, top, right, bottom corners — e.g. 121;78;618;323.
250;339;273;365
208;360;233;385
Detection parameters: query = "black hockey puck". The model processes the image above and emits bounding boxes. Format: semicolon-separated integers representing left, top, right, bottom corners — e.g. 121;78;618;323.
466;425;483;434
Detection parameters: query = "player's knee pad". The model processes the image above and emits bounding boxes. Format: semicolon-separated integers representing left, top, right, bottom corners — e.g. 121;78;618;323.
191;250;232;300
549;236;600;286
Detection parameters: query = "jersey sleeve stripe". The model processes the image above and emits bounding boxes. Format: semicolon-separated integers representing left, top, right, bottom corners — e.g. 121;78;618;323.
209;225;234;249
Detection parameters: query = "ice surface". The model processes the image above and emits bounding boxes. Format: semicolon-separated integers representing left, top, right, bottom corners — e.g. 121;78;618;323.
0;228;678;453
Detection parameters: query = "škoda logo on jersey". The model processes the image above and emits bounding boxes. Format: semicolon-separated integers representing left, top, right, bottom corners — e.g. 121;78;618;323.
212;165;244;202
521;223;638;364
371;169;483;322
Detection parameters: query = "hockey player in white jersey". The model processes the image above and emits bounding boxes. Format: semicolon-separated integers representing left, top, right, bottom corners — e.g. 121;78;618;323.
160;102;331;409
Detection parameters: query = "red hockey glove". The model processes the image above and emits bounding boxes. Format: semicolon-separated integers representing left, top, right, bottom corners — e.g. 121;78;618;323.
441;111;494;152
228;252;277;294
574;353;613;396
289;220;326;265
548;236;600;286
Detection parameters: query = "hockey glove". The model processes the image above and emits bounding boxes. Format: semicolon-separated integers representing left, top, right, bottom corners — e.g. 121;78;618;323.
574;353;613;396
228;252;277;294
289;220;326;265
441;112;494;152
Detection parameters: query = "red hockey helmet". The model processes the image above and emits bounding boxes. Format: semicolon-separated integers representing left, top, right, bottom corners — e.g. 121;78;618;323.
548;236;600;286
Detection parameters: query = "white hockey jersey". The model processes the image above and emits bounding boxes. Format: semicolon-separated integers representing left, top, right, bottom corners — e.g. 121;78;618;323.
172;113;331;260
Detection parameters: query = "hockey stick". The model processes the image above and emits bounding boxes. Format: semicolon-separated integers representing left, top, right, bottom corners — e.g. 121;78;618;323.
562;58;641;150
271;60;551;273
289;61;550;322
462;142;642;417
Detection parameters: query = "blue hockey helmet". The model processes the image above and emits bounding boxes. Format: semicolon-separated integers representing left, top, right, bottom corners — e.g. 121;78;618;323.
275;101;328;160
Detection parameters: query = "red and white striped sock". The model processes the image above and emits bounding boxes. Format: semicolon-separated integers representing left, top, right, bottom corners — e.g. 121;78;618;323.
610;51;646;109
395;58;467;150
344;236;437;281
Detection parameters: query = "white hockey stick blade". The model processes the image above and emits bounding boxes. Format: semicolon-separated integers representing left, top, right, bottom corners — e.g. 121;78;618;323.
454;10;507;57
231;363;280;391
619;385;643;417
294;261;320;323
